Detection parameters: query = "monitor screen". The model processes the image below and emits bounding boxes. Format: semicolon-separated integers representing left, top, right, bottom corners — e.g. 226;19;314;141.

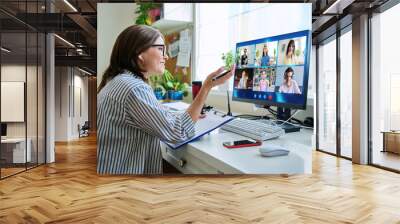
1;123;7;137
232;30;311;109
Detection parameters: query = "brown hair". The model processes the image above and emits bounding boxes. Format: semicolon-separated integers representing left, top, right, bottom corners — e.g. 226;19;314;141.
97;25;163;93
286;39;295;56
284;67;294;82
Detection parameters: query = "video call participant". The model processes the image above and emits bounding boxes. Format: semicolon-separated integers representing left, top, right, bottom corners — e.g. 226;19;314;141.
278;67;301;94
283;39;300;65
241;48;249;66
97;25;233;175
237;70;249;89
259;70;269;92
260;44;270;67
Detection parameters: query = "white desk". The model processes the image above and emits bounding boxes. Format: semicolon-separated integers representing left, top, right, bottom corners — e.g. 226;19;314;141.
161;129;312;174
1;138;31;163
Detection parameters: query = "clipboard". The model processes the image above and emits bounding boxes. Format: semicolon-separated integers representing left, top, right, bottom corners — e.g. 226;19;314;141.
163;111;235;149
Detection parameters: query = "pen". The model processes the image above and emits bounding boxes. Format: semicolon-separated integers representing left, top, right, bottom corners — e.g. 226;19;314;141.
212;69;231;81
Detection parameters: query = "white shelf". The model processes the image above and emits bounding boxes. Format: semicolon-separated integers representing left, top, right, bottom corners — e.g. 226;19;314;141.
152;19;192;35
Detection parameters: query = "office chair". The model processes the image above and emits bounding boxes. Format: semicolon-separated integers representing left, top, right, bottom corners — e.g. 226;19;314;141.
79;121;90;138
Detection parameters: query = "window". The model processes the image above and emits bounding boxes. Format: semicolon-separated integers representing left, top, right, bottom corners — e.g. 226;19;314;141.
340;28;352;158
0;1;47;179
317;37;337;155
194;3;311;90
371;3;400;171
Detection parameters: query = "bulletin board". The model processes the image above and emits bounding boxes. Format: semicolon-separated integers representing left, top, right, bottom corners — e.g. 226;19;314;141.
164;29;192;84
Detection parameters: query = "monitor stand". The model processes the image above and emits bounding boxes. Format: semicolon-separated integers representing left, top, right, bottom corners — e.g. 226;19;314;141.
276;107;300;133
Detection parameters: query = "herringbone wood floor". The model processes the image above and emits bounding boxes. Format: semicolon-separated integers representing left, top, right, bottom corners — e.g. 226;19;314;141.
1;135;400;224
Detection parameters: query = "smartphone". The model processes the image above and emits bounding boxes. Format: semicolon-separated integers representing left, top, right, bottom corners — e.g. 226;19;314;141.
223;139;261;149
212;69;231;81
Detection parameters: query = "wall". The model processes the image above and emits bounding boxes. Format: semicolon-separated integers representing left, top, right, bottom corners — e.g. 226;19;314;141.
1;65;40;138
73;73;89;137
88;77;97;131
352;15;369;164
55;67;69;141
55;67;89;141
97;3;138;87
1;63;46;166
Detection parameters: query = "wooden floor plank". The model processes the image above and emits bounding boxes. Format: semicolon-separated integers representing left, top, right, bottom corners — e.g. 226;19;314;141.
0;134;400;223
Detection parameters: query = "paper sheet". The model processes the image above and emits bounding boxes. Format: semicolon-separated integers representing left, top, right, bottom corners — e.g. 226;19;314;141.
163;101;190;111
176;29;191;67
176;52;190;67
168;40;179;58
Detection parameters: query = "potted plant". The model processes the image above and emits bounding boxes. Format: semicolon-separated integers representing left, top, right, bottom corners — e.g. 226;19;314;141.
135;3;162;25
162;69;189;100
221;50;240;69
150;69;189;101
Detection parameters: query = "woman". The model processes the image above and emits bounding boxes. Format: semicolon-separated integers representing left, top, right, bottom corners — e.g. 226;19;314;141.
259;70;269;92
283;40;299;65
97;25;233;174
279;67;301;94
240;48;248;66
237;70;248;89
260;44;270;67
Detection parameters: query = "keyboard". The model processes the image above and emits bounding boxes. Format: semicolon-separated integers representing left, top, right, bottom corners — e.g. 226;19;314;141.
221;118;285;141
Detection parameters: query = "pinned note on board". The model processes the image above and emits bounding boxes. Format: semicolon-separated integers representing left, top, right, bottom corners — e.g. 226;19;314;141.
176;29;191;67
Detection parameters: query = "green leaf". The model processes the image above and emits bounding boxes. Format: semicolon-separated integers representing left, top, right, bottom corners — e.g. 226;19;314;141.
134;3;161;25
166;81;174;89
221;51;236;70
181;83;189;90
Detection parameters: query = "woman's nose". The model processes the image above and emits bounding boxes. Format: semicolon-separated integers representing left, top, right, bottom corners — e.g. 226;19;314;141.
164;54;169;60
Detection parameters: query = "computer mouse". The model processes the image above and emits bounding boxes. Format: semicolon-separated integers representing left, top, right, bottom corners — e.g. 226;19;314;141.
259;145;290;157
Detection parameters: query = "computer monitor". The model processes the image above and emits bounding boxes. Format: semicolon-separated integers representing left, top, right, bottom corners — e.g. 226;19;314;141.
1;123;7;138
232;30;311;117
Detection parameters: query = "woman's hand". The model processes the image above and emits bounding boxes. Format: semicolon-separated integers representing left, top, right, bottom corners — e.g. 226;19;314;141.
203;64;235;90
186;65;235;122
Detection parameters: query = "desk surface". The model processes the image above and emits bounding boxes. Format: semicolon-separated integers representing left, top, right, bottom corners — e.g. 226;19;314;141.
1;138;27;143
162;128;313;174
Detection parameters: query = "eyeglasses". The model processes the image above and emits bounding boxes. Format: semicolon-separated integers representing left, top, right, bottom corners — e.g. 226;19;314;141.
152;44;166;56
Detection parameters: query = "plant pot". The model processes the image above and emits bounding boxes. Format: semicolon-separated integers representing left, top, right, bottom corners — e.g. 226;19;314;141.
154;91;165;100
167;90;183;100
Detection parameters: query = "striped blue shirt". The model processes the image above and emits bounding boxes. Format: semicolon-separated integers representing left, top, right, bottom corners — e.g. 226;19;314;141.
97;71;195;174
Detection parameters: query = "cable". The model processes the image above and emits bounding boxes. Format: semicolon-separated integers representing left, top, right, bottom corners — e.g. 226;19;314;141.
261;107;313;130
273;118;314;130
290;117;304;125
267;108;277;117
275;110;300;126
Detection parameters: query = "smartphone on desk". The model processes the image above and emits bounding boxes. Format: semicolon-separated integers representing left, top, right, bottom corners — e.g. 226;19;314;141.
223;139;261;149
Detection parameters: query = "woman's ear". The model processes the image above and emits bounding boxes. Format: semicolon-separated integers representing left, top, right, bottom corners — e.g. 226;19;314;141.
138;54;144;61
137;54;144;64
136;54;145;69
